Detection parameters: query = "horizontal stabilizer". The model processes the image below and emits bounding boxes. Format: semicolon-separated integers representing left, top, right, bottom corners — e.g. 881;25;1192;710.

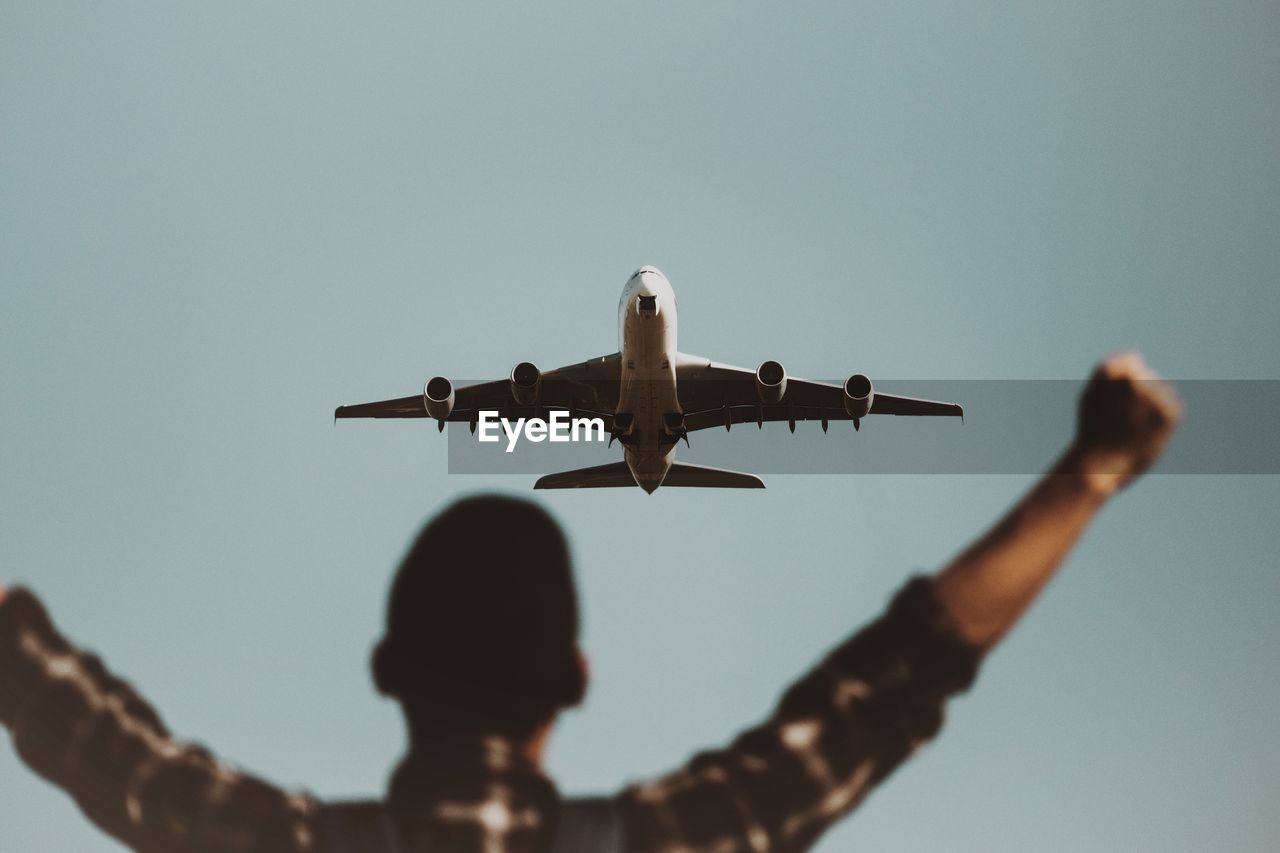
534;462;636;489
662;462;765;488
533;461;765;489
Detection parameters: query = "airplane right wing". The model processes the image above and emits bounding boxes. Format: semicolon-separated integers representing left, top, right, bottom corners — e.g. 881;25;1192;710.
675;354;963;432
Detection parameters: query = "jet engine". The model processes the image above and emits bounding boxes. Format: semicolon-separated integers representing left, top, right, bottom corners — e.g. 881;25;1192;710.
843;374;874;419
509;361;541;405
423;376;455;420
755;360;788;404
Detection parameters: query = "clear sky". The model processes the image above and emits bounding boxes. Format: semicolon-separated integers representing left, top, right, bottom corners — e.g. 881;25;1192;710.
2;3;1278;850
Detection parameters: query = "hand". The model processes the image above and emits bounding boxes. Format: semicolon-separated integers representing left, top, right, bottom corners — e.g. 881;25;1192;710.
1069;351;1182;495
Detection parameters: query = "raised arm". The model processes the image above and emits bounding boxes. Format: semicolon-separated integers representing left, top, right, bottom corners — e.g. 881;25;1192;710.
621;352;1180;853
0;585;319;853
933;351;1181;649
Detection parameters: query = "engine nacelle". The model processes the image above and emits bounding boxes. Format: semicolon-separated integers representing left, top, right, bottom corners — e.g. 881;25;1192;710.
509;361;541;405
755;360;788;404
843;374;874;419
423;376;455;421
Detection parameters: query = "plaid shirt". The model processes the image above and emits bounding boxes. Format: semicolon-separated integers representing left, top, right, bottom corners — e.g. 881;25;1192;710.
0;578;981;853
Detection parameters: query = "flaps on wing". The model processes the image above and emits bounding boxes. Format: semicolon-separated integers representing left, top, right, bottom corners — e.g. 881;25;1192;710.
683;403;841;433
337;398;616;435
681;394;962;433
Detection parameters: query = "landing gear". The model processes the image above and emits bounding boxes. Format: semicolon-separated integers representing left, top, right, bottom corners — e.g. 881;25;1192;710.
663;412;690;448
609;412;636;448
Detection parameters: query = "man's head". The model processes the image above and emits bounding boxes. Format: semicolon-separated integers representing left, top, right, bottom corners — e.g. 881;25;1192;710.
372;495;586;742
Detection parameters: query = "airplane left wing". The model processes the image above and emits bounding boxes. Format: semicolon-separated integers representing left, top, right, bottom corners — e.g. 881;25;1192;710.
334;394;433;419
335;354;622;429
675;354;962;432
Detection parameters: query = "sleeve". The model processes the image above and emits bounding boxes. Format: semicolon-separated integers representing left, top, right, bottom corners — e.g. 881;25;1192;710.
619;577;983;853
0;587;321;853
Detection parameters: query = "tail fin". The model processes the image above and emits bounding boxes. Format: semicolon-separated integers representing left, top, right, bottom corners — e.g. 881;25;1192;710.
662;462;765;488
534;462;636;489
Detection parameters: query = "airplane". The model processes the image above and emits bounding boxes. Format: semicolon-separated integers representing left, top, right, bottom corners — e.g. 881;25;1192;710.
335;265;963;492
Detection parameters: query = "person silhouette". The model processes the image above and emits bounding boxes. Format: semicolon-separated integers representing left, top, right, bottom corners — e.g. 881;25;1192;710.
0;352;1180;852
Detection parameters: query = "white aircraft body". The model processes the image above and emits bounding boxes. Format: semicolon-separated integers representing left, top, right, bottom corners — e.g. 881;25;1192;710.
336;266;963;492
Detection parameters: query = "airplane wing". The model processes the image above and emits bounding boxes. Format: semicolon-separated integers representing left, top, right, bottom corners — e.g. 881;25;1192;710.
675;354;962;433
335;353;622;429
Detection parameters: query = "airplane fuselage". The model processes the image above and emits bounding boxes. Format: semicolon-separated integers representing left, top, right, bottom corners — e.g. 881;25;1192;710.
617;266;681;492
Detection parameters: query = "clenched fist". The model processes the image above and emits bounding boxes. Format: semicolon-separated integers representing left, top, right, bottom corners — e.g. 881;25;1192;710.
1072;351;1182;495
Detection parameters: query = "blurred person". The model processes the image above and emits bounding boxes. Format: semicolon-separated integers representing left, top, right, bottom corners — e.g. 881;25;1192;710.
0;352;1180;853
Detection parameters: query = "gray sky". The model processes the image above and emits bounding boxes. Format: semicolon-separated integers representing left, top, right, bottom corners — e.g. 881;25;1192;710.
2;2;1278;850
